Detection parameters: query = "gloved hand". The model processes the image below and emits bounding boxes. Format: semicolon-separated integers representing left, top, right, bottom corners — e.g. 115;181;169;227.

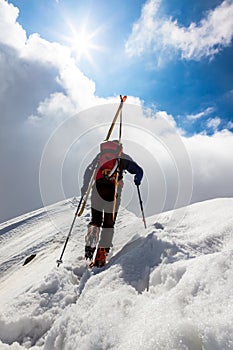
134;175;141;186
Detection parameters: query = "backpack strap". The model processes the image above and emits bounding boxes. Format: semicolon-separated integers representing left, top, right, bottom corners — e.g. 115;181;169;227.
108;159;119;178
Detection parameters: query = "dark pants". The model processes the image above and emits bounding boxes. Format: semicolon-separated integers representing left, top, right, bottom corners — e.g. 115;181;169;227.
90;180;122;247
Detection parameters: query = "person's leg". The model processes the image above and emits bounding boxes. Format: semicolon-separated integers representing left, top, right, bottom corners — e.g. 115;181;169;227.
97;186;122;251
98;213;115;247
85;187;103;260
91;182;122;266
94;212;117;267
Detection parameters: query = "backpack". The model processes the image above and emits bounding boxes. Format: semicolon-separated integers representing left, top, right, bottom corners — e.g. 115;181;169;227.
96;140;123;182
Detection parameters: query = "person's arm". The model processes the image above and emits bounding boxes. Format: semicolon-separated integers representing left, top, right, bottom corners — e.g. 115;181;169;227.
121;154;143;186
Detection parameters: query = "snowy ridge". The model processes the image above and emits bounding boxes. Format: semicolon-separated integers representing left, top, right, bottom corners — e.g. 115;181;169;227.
0;198;233;349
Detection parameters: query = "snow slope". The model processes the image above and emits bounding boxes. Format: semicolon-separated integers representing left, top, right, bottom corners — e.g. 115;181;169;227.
0;198;233;350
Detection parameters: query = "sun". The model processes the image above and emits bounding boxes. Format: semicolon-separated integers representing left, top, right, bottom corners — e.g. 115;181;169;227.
69;28;95;60
64;21;102;63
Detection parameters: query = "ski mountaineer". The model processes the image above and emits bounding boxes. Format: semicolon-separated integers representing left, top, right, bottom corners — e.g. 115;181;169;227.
81;139;143;267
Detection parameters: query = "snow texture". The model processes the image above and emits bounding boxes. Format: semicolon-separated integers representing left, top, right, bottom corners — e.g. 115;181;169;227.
0;198;233;349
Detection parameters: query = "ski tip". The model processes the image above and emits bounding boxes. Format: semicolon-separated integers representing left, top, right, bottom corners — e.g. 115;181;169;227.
120;95;127;102
23;254;36;266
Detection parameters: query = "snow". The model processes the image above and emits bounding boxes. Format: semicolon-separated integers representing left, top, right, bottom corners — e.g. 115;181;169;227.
0;198;233;349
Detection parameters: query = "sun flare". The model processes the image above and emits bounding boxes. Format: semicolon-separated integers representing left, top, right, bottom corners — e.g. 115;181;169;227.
64;21;102;63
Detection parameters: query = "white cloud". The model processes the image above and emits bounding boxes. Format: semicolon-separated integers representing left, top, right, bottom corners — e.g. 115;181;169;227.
0;0;26;50
184;130;233;202
126;0;233;61
27;93;76;127
125;0;161;56
227;121;233;130
187;107;215;121
207;117;221;131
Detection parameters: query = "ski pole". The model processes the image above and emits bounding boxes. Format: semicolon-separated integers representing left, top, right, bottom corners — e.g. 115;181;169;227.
57;196;84;267
136;185;147;229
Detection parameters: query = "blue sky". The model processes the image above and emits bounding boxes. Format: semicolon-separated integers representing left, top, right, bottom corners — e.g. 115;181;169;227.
10;0;233;135
1;0;233;223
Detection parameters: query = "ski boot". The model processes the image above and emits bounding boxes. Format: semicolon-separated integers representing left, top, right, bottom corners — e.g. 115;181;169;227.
93;247;110;268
